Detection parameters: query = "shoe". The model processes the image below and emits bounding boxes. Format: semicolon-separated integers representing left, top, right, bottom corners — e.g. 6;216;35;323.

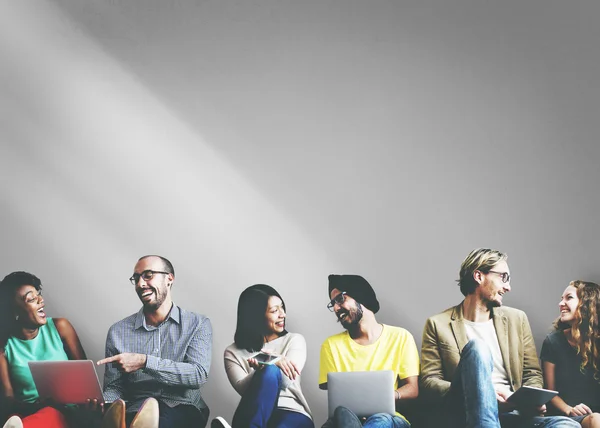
211;417;232;428
2;416;23;428
101;399;126;428
130;397;159;428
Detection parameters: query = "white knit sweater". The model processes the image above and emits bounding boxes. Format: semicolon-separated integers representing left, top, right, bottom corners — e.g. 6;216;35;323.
223;332;312;420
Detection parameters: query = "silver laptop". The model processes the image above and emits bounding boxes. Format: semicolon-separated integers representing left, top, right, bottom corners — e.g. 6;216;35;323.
327;370;395;418
28;360;104;404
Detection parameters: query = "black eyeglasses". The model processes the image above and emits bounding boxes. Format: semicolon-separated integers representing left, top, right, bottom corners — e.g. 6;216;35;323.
129;270;170;285
488;270;510;283
327;292;347;312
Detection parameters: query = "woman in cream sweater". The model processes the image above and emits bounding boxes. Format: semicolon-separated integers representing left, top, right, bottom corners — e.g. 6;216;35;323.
212;284;313;428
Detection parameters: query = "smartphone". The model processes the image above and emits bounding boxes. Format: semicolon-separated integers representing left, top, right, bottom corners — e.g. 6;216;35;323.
252;352;281;365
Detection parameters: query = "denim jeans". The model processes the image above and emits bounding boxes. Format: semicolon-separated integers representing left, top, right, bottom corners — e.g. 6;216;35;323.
268;409;315;428
321;405;410;428
500;411;580;428
232;364;314;428
445;339;579;428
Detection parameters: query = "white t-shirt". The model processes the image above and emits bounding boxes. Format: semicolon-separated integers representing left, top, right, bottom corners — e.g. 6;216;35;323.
464;319;512;396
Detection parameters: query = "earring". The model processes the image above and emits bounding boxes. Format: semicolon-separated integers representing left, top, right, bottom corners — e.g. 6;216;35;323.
15;315;19;321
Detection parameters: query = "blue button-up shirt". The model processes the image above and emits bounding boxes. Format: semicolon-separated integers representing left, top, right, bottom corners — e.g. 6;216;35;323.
102;304;212;412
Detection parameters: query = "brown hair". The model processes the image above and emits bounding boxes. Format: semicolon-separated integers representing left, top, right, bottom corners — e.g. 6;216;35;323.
457;248;507;296
554;280;600;380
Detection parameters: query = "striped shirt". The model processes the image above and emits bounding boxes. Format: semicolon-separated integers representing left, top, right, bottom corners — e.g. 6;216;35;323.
102;304;212;413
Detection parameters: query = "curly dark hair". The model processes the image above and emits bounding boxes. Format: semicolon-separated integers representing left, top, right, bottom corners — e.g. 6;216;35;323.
554;280;600;380
0;271;43;349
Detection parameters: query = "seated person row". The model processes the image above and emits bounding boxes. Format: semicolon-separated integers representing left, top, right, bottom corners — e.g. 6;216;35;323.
212;274;420;428
1;255;212;428
3;251;599;428
420;248;580;428
311;251;594;428
211;249;595;428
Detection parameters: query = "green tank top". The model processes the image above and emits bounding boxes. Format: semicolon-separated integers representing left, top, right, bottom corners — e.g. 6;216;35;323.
4;318;69;403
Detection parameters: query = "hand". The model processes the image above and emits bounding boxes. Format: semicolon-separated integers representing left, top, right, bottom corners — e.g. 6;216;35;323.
274;356;301;381
247;357;263;371
496;390;516;413
82;398;104;413
519;403;546;417
97;353;147;373
568;403;593;416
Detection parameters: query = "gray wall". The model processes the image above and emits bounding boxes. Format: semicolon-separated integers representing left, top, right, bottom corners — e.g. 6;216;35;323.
1;0;599;424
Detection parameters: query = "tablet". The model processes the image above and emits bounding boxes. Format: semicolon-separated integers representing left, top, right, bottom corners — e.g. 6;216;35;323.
28;360;104;404
506;386;558;407
252;352;281;365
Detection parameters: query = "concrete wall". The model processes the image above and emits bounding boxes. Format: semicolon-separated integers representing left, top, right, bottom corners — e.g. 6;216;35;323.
1;0;599;424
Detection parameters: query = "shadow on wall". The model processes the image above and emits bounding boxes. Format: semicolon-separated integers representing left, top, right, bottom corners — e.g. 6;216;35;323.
2;0;600;425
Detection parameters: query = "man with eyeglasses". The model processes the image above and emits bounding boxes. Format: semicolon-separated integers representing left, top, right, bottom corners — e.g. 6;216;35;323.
420;248;578;428
97;255;212;428
319;274;419;427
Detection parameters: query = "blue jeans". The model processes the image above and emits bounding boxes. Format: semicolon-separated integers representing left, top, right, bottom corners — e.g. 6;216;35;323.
322;405;410;428
232;365;314;428
500;411;580;428
268;409;315;428
445;339;579;428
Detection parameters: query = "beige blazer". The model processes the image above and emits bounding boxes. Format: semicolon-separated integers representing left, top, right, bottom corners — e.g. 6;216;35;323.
419;302;542;401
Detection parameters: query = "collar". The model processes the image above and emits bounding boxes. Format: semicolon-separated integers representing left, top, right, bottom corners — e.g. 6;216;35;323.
134;303;181;330
451;300;503;321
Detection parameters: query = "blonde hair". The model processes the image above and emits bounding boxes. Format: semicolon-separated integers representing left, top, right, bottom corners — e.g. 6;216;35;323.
457;248;507;296
554;280;600;380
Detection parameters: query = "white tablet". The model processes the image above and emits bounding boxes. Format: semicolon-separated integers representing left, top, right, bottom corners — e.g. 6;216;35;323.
252;352;281;365
507;386;558;407
28;360;104;404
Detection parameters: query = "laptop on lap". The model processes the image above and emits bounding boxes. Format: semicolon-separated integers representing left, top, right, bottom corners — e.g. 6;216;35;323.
327;370;395;418
28;360;104;404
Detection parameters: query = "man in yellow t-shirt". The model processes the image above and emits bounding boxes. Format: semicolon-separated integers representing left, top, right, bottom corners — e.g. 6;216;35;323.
319;274;419;427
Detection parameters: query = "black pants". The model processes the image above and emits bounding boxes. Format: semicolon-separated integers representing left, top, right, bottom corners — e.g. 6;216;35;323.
126;400;209;428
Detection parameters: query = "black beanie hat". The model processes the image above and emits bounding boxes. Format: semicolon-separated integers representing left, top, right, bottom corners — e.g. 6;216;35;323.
328;274;380;314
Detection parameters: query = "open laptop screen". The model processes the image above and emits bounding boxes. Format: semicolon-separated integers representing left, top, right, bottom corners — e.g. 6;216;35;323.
327;370;395;418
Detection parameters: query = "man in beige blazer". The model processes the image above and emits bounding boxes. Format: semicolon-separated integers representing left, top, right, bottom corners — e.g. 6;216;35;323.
420;248;578;428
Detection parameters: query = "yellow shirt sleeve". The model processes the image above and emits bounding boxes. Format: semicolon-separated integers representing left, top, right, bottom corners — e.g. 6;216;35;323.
397;329;420;380
319;338;336;387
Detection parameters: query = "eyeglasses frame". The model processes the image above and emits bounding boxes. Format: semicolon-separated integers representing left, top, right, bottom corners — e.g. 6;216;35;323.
327;291;348;312
129;270;171;285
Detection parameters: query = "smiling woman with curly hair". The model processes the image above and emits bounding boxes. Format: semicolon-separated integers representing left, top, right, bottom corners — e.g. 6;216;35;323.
541;280;600;427
0;272;125;428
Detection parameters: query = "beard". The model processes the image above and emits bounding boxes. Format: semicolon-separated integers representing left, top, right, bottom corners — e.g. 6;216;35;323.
485;294;502;309
139;285;168;311
486;301;501;309
337;303;364;330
